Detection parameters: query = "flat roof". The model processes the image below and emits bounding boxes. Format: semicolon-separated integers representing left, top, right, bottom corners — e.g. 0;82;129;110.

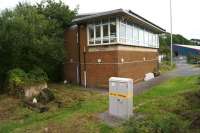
72;9;165;33
173;44;200;51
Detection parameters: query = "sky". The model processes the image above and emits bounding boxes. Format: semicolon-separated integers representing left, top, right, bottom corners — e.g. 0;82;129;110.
0;0;199;40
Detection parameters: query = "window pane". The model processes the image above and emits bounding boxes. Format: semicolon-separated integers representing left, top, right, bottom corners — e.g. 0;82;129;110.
126;24;133;44
110;20;117;38
95;25;101;44
139;29;144;46
88;25;94;44
144;31;149;46
120;22;126;43
103;24;109;43
156;35;159;48
149;33;153;47
133;26;139;44
102;18;108;24
153;34;156;48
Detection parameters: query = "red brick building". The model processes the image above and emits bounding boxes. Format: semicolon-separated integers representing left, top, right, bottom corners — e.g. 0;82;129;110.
64;9;165;88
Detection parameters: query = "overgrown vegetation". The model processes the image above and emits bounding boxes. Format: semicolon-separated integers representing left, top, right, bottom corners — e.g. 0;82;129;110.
6;67;48;96
0;76;199;133
159;61;176;73
187;54;200;64
0;0;78;91
0;84;109;133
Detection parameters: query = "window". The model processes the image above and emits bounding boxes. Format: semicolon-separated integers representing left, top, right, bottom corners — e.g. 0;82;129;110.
110;19;117;43
120;22;126;43
148;32;153;47
88;18;117;45
103;24;109;43
133;26;139;45
156;35;159;48
87;18;159;48
153;34;156;48
126;24;133;44
144;30;149;46
95;25;101;44
139;29;144;45
88;24;94;44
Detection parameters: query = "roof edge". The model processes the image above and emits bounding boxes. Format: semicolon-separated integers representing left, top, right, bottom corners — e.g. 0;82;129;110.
72;9;165;33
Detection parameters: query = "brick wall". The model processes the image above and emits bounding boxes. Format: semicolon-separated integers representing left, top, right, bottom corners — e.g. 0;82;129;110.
64;24;159;88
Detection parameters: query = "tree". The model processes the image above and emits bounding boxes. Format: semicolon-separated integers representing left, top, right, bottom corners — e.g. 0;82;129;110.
159;33;192;59
0;0;77;91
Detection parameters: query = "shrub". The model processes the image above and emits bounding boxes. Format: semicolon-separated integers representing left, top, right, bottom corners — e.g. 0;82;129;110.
160;61;176;73
27;67;48;83
6;67;48;95
7;68;28;91
198;76;200;85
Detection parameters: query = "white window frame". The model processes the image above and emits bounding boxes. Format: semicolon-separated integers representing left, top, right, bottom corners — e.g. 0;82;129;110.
87;18;159;48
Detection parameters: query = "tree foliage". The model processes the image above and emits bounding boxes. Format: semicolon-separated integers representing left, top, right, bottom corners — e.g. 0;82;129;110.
0;0;77;90
159;33;192;58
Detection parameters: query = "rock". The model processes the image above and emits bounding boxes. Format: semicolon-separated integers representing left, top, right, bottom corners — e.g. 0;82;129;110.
37;88;55;104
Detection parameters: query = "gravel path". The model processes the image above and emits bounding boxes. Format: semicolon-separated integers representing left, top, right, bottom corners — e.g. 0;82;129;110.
134;58;200;95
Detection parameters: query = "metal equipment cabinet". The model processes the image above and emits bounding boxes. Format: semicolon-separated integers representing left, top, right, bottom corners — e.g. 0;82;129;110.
109;77;133;119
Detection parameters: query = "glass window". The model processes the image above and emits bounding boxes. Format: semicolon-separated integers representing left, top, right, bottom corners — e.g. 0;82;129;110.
144;30;149;46
120;22;126;43
126;24;133;44
88;24;94;44
156;35;159;48
148;32;153;47
103;24;109;43
153;34;157;48
95;25;101;44
139;28;144;46
133;26;139;44
110;19;117;43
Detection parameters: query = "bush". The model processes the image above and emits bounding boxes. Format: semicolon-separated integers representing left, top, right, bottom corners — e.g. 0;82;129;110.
160;61;176;73
27;67;48;83
6;67;48;95
198;76;200;85
7;68;28;92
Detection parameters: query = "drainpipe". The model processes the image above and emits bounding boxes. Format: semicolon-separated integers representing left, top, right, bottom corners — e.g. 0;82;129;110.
83;46;87;88
77;24;81;86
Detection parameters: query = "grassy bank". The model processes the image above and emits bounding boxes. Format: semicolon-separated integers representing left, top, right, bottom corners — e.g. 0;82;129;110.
0;76;199;133
118;76;200;133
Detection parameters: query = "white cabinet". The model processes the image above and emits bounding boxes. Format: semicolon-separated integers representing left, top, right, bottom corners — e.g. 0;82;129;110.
109;77;133;119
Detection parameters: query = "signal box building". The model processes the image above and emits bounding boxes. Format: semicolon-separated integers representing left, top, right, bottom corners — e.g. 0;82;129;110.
64;9;165;88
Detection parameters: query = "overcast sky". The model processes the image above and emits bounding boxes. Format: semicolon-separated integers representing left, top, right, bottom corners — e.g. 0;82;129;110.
0;0;199;39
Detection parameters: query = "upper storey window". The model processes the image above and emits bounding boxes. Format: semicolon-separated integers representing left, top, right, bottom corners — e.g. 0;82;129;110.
87;18;117;45
88;24;94;44
87;17;159;48
110;18;117;43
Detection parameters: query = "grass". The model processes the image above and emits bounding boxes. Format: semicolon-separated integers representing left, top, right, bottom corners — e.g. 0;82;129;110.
0;84;111;133
119;76;200;133
0;76;200;133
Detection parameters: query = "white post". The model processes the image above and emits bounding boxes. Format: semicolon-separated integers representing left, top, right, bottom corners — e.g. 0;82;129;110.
170;0;173;65
84;71;87;88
